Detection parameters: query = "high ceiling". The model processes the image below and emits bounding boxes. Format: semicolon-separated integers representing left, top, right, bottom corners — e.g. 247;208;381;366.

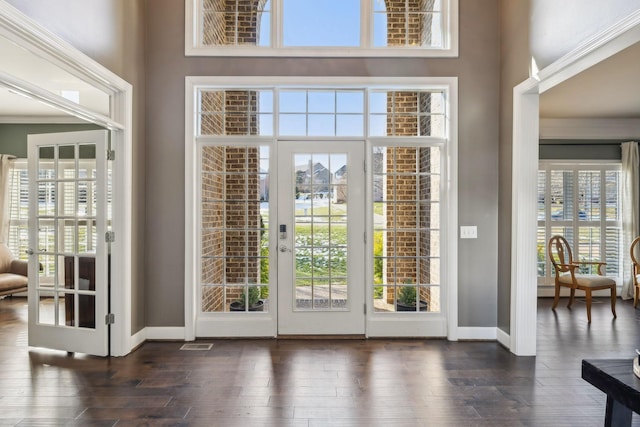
1;31;638;122
540;41;640;119
0;33;109;120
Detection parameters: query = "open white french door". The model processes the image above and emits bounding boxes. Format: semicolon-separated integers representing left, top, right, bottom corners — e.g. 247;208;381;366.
27;130;110;356
277;141;365;335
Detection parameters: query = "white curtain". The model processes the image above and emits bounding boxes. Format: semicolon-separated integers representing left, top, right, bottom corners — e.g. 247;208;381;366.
0;155;13;244
621;141;639;300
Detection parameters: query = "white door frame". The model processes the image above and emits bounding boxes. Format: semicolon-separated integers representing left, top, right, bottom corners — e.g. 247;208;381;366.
276;141;366;335
510;10;640;356
185;76;458;341
0;3;134;356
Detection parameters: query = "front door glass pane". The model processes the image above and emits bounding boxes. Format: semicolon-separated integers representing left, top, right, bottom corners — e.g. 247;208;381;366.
293;153;348;310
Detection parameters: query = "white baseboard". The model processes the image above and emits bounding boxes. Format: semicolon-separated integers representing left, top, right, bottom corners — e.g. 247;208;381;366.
130;328;146;350
457;327;497;340
144;327;186;341
496;327;510;348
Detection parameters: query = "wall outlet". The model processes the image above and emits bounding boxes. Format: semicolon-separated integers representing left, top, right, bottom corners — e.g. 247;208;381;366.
460;225;477;239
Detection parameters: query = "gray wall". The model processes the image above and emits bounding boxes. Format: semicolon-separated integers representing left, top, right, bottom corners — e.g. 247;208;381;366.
498;0;531;335
145;0;501;328
6;0;147;334
498;1;640;335
539;142;623;161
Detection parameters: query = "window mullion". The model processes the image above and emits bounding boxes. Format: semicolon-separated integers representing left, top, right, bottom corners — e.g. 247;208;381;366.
361;0;371;48
272;0;282;48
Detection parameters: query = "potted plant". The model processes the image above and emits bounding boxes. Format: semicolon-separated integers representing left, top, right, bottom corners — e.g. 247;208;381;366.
396;285;428;312
230;286;264;312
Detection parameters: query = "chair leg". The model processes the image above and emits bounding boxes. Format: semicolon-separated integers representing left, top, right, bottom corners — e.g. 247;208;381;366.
635;285;639;308
611;286;617;319
567;288;575;308
585;290;592;323
552;284;560;310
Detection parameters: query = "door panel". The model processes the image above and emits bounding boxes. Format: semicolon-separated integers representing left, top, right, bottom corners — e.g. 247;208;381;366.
27;130;109;356
277;142;365;335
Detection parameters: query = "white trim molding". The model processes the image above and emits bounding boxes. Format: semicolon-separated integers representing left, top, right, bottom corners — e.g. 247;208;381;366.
496;327;510;349
145;327;187;341
457;327;497;341
512;11;640;357
185;76;458;341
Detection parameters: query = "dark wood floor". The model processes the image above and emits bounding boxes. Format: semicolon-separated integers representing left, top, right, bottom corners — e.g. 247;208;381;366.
1;297;640;426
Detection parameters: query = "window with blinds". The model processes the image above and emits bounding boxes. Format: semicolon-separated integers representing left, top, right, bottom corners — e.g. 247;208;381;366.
537;161;622;283
8;159;28;261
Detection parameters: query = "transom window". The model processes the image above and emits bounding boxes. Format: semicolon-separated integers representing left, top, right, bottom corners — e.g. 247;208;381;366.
537;161;622;283
186;0;458;56
196;87;447;138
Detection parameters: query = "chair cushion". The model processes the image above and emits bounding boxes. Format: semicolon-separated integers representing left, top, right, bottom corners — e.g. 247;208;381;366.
559;273;616;287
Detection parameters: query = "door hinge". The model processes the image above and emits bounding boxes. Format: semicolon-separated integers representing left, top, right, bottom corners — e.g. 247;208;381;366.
107;150;115;161
105;231;115;243
105;313;115;325
363;160;367;173
364;232;367;244
364;303;367;315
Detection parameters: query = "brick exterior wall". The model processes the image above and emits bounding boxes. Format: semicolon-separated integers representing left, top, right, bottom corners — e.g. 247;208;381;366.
202;0;269;46
384;91;438;311
384;0;436;47
200;143;262;312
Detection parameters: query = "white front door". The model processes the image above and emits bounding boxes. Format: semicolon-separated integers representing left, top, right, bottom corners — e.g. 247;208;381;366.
277;141;365;335
27;130;110;356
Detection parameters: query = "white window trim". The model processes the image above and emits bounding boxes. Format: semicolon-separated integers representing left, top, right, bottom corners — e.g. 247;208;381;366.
185;0;459;57
536;160;623;291
184;75;458;340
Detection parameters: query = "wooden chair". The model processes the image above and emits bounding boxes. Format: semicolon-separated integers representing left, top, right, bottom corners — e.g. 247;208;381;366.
547;235;617;323
630;236;640;308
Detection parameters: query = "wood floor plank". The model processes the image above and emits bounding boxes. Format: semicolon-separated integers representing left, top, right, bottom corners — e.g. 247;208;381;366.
2;296;640;425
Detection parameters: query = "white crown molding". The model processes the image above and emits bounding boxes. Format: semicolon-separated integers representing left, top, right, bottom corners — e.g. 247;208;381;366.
540;118;640;140
537;9;640;93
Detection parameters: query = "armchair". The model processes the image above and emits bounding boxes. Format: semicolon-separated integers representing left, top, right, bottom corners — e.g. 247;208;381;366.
0;243;28;297
547;235;617;323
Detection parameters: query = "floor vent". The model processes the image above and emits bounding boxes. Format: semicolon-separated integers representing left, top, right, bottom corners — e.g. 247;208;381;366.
179;343;213;351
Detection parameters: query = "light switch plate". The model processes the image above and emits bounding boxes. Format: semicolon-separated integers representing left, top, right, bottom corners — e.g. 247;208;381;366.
460;226;477;239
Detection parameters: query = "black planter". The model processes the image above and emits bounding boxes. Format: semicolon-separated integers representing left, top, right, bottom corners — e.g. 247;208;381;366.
230;300;264;312
396;300;428;312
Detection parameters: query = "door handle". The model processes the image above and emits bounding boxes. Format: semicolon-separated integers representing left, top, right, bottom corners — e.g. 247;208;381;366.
279;245;291;253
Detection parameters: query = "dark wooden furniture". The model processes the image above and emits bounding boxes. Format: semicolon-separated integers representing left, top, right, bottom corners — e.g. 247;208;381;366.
64;256;96;328
582;359;640;426
548;235;617;322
